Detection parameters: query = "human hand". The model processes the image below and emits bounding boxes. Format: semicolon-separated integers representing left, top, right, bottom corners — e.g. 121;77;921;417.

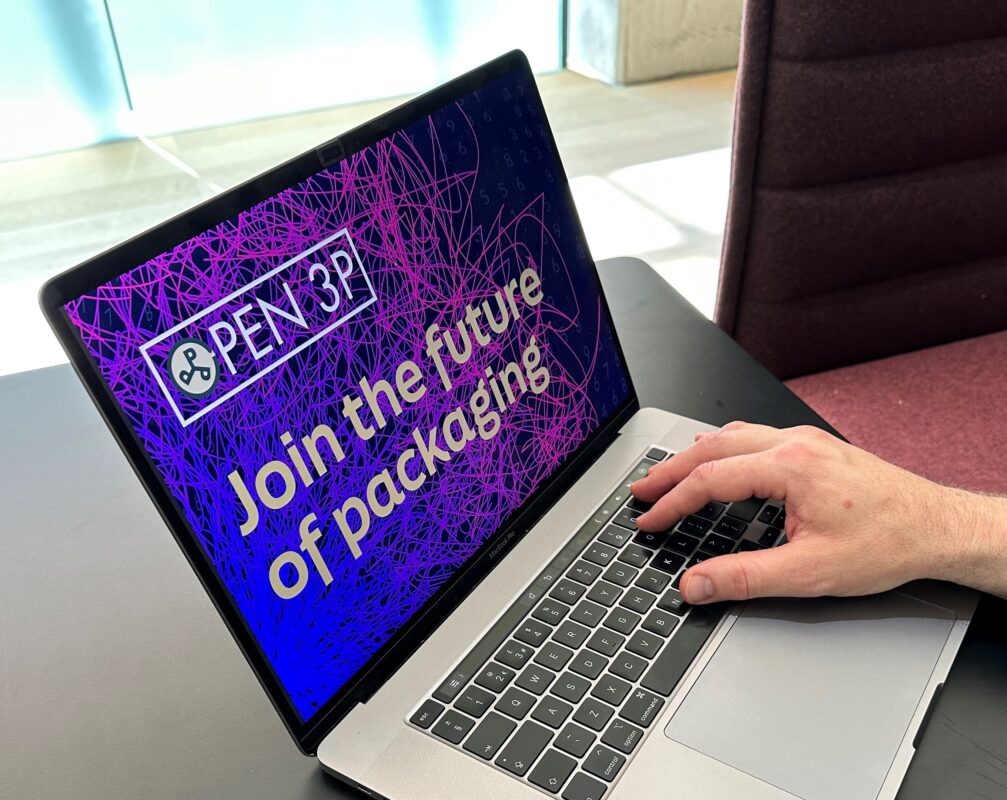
630;422;999;605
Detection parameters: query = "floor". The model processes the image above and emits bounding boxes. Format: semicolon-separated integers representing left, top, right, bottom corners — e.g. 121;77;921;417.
0;68;736;377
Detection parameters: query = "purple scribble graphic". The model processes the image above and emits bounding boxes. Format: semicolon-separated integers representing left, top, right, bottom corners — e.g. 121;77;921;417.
64;72;630;721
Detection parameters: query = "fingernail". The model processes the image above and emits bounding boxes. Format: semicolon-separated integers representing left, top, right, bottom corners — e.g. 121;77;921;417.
687;575;715;603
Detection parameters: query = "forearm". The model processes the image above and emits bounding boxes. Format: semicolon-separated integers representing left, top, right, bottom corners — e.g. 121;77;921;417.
931;488;1007;599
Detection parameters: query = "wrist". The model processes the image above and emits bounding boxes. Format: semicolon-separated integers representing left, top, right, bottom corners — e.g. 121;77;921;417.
929;486;1007;594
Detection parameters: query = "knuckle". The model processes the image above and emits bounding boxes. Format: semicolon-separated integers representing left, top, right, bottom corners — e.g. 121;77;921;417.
690;459;719;484
795;424;829;443
721;420;748;433
727;556;758;600
774;440;812;464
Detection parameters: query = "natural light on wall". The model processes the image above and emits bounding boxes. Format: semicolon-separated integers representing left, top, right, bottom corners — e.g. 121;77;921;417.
1;0;563;161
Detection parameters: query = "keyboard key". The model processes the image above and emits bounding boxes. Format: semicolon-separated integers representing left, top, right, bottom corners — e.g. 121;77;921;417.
567;560;602;586
455;685;495;718
656;588;688;615
497;640;534;669
534;599;571;625
432;709;475;744
757;505;779;525
591;673;632;706
409;699;443;729
666;531;701;554
694;501;726;521
463;712;516;760
515;619;552;647
633;529;667;550
620;587;657;614
598;525;630;548
602;562;637;587
495;687;536;720
620;688;666;728
583;745;627;782
569;600;607;627
641;606;721;696
650;549;685;574
713;516;747;538
563;772;609;800
529;749;577;793
584;542;618;567
701;534;735;555
586;581;622;607
612;508;641;531
603;607;641;636
586;628;625;657
626;630;663;659
516;664;555;696
555;722;596;758
570;650;608;679
618;542;654;568
774;506;787;527
687;550;717;568
635;567;671;594
552;672;591;703
726;498;763;522
645;447;668;461
574;697;614;732
678;515;712;537
532;695;574;729
737;539;762;551
642;609;680;637
609;650;648;682
495;720;552;776
553;620;591;649
602;718;644;754
550;579;586;605
475;662;516;692
535;642;574;671
759;526;782;547
626;496;653;513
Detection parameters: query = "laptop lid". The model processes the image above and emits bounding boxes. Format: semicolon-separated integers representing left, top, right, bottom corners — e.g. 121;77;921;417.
40;51;637;754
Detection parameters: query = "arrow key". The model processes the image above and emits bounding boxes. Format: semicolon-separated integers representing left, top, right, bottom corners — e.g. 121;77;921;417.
529;749;577;794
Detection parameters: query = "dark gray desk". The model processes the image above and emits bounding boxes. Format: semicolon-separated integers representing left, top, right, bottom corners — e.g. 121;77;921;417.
2;257;1005;799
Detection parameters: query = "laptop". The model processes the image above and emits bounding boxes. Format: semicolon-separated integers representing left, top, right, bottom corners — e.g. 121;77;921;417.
40;51;976;800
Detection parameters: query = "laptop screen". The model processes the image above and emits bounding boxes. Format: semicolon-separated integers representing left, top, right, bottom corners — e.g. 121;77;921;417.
61;67;631;724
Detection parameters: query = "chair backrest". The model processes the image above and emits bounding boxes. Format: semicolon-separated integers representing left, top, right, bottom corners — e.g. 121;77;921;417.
716;0;1007;379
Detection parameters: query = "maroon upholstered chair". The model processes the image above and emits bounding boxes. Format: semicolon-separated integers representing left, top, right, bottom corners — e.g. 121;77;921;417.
715;0;1007;491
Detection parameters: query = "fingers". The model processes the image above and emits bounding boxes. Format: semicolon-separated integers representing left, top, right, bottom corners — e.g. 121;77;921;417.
636;451;787;531
679;542;824;603
632;422;787;503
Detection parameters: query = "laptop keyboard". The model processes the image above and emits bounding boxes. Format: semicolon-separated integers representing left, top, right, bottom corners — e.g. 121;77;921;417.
408;447;787;799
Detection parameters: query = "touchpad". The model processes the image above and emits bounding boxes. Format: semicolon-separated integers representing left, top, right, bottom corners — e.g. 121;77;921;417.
664;592;955;800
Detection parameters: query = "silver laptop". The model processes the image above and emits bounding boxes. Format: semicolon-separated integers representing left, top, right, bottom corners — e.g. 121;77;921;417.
40;51;976;800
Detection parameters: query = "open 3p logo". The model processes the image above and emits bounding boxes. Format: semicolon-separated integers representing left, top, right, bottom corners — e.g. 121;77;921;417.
167;338;219;398
141;229;376;426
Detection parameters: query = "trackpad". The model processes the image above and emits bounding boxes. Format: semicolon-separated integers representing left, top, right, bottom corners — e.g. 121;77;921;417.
664;592;955;800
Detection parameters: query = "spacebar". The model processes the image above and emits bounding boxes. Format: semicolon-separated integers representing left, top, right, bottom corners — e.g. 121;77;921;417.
640;605;723;696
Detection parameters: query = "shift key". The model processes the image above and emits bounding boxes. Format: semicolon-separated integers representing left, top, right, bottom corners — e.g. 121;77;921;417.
495;720;553;776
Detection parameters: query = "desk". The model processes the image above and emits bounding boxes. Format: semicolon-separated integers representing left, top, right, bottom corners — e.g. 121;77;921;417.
2;257;1005;799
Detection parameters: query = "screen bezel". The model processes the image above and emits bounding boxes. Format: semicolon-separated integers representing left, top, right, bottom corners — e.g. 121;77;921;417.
39;50;639;754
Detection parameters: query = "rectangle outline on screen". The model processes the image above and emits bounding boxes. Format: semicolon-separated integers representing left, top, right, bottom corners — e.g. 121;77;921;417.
138;228;377;426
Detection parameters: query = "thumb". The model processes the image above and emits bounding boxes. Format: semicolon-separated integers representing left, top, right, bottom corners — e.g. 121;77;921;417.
679;543;821;604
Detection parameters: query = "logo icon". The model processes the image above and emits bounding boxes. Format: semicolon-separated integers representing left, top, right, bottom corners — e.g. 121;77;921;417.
167;338;218;398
